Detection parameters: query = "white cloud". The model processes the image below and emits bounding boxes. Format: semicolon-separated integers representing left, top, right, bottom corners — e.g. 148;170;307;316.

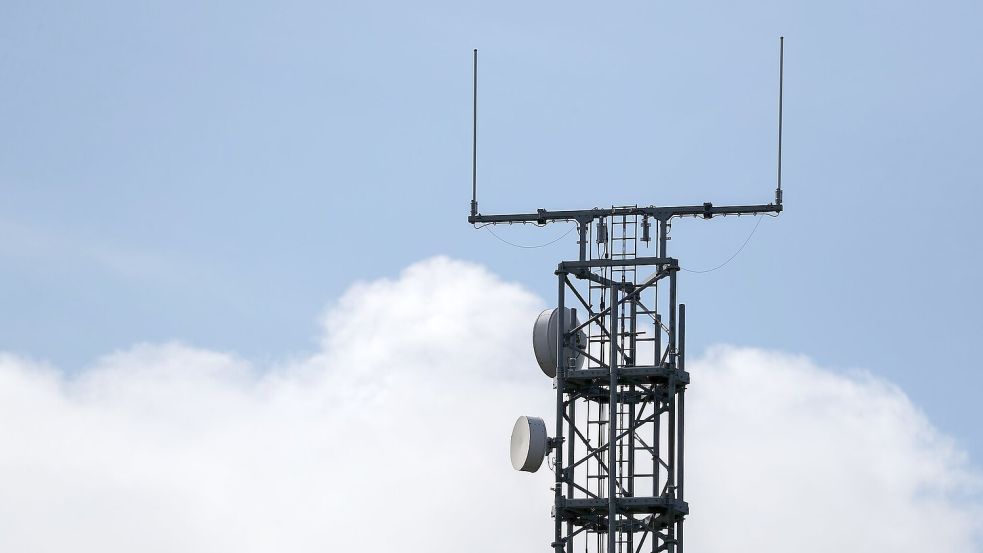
686;347;981;552
0;256;978;552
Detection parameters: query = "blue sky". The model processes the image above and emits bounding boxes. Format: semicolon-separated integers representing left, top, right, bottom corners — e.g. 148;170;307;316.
2;0;981;472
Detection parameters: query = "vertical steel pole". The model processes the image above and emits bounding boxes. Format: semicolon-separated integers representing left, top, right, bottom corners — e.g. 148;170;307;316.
677;303;686;553
627;293;637;553
653;309;661;553
567;307;576;553
608;282;619;553
659;215;671;553
555;272;566;553
652;219;672;553
667;270;677;552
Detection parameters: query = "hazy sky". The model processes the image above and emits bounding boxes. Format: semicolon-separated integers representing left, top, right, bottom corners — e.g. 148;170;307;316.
1;1;982;548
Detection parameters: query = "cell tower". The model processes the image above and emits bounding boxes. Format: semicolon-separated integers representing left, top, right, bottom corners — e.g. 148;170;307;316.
469;39;785;553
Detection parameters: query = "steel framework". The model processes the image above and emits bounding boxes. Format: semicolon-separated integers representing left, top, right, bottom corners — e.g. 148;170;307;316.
472;204;777;553
468;39;785;553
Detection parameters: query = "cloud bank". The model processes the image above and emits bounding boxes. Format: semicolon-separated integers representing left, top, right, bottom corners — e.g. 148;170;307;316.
0;257;978;552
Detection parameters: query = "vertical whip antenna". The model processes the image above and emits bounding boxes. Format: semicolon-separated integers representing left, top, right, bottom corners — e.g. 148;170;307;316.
776;36;784;206
471;49;479;218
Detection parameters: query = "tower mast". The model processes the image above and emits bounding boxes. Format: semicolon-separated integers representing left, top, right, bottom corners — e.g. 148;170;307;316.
480;39;786;553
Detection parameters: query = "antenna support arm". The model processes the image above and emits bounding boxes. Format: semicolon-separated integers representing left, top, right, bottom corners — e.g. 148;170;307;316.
469;202;781;226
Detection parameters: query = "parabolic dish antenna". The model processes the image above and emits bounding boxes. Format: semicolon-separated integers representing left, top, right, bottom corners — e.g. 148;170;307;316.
510;415;548;472
532;307;586;378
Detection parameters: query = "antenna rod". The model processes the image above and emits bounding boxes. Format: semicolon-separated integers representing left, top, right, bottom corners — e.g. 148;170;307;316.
471;49;479;218
776;36;784;206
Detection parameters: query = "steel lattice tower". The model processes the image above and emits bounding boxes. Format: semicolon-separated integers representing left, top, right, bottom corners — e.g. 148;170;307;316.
469;39;785;553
